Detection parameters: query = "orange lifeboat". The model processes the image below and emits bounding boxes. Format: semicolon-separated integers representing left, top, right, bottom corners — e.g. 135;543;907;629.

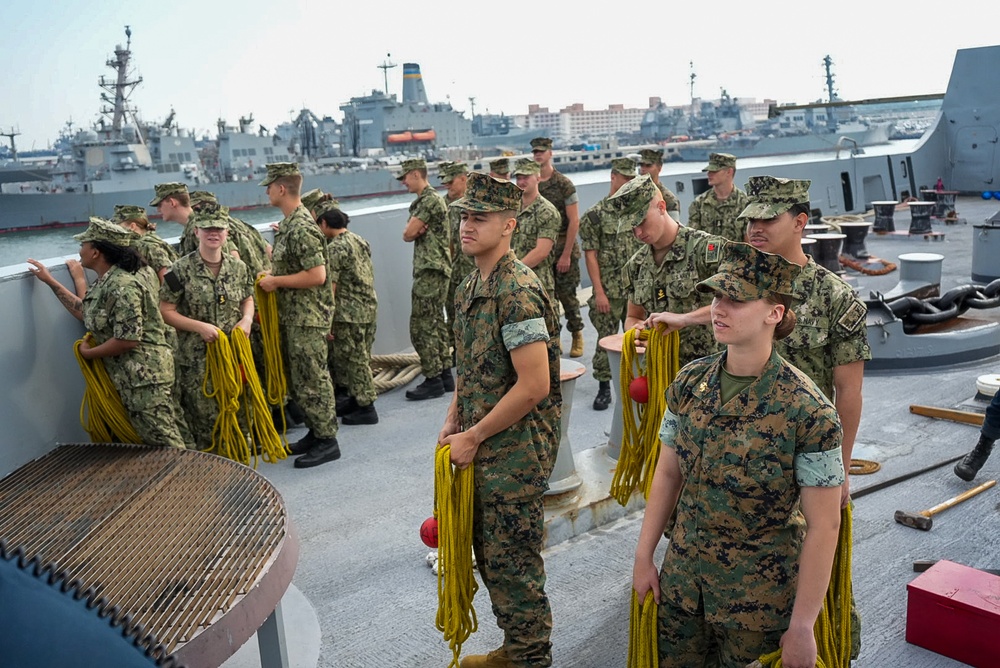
412;130;436;142
387;131;413;144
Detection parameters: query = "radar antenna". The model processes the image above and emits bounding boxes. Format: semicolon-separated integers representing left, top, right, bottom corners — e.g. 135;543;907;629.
98;25;144;140
0;127;20;162
378;53;397;95
823;55;838;102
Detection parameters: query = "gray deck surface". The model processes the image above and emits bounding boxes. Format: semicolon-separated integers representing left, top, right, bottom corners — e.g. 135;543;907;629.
226;196;1000;667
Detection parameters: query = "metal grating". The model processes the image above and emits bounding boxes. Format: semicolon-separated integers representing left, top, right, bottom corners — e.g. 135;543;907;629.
0;443;288;656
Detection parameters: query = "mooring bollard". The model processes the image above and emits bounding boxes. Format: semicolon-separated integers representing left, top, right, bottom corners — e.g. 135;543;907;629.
871;201;898;233
908;201;935;234
883;252;944;300
839;221;873;259
598;334;627;461
546;358;586;496
806;232;846;273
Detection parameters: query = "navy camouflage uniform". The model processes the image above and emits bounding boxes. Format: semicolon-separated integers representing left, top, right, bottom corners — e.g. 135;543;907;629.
513;195;560;298
408;184;452;377
538;169;584;334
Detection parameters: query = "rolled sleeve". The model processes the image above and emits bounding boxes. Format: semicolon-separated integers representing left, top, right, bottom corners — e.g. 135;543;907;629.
501;317;548;351
795;446;846;487
659;408;679;447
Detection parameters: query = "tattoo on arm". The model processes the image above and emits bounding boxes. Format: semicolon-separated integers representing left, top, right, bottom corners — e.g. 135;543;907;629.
52;284;83;316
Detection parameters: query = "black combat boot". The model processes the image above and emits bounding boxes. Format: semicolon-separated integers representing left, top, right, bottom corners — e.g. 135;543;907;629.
954;435;996;481
440;368;455;393
288;429;317;456
337;396;358;418
342;403;379;426
593;380;612;411
294;436;341;469
335;385;352;414
285;400;307;426
406;376;445;401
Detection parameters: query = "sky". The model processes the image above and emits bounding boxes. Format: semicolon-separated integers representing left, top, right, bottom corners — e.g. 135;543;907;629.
2;0;997;151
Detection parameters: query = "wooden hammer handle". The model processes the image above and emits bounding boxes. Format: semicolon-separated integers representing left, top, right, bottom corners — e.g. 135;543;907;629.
925;479;997;516
909;404;986;426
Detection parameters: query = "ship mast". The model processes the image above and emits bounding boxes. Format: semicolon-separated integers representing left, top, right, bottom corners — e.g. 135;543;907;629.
377;54;397;95
823;55;838;103
468;97;477;119
0;127;20;162
98;25;143;138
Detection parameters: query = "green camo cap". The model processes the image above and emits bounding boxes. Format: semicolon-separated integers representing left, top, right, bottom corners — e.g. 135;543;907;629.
703;152;737;172
738;176;811;220
638;148;664;165
313;199;341;218
190;209;230;230
530;137;552;151
74;217;132;246
301;188;326;211
697;242;800;302
451;172;522;212
189;190;219;208
259;162;301;186
611;157;637;177
607;174;658;228
489;157;510;175
439;161;468;184
396;157;427;180
112;205;148;224
149;182;188;206
511;158;541;176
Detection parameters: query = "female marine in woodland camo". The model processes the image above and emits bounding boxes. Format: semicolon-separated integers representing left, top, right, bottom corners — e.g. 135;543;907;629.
632;243;844;668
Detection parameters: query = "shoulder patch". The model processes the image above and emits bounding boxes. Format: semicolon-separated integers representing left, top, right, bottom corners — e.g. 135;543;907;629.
837;300;867;332
164;270;182;292
705;239;722;264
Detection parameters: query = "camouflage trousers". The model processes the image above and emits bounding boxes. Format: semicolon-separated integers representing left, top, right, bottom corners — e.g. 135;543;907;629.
586;293;628;382
656;596;783;667
473;494;552;667
410;271;451;377
552;236;583;333
119;379;187;449
280;324;338;439
328;320;377;407
166;328;195;447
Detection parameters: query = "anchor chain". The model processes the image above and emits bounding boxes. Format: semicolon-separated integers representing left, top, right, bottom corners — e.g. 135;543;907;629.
870;278;1000;331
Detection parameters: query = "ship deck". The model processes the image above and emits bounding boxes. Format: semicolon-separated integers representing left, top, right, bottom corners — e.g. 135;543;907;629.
225;196;1000;667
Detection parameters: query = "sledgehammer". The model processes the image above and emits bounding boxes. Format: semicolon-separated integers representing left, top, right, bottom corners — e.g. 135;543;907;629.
894;479;996;531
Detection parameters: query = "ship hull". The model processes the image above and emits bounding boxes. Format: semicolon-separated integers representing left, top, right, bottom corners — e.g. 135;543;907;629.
673;123;893;162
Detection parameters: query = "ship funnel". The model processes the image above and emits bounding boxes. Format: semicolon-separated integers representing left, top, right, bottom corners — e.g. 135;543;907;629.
402;63;429;106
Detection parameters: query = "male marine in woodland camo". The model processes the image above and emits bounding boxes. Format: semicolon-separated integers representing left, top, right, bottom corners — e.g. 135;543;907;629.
581;157;640;410
256;162;341;469
400;158;453;400
511;158;559;298
439;173;561;668
532;137;585;357
688;152;750;242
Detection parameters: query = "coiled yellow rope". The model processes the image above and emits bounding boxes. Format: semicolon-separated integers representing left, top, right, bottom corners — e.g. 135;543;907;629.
73;335;142;444
231;328;288;463
254;277;288;413
751;505;853;668
627;590;657;668
611;328;680;506
434;445;478;668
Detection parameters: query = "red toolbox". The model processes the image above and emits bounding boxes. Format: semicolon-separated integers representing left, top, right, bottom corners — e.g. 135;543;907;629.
906;559;1000;667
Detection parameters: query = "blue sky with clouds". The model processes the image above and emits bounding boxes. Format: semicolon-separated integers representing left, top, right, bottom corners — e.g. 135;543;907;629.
2;0;996;150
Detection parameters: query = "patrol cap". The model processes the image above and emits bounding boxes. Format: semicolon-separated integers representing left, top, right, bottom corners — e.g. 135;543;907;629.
703;152;737;172
301;188;326;211
511;158;541;176
74;217;133;246
313;199;341;218
738;176;811;221
611;157;637;178
451;172;523;213
396;157;427;181
188;190;219;209
696;242;800;302
258;162;301;186
149;182;188;206
489;157;510;175
607;174;659;228
638;148;664;166
190;209;230;230
439;161;469;184
112;204;148;224
530;137;553;151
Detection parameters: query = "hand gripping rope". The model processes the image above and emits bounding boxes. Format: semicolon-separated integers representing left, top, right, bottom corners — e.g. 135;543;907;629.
627;590;657;668
433;445;478;668
74;334;142;444
610;328;680;506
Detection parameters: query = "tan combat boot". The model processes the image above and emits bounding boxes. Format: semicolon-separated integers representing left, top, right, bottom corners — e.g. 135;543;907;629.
460;648;514;667
570;330;584;358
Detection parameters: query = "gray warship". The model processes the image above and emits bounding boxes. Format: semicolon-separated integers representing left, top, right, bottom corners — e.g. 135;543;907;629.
2;43;1000;668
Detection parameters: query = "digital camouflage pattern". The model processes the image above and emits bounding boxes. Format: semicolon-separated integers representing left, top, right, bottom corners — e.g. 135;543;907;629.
112;205;149;225
607;174;658;228
538;169;583;334
446;193;476;332
638;148;664;165
258;162;300;186
697;242;800;302
271;204;334;328
299;188;325;212
438;161;468;184
738;176;811;221
83;265;185;449
396;157;427;180
489;157;510;176
74;217;133;246
581;197;641;381
658;349;843;634
132;232;178;275
610;157;636;177
776;259;872;401
623;226;726;366
160;253;253;450
409;186;451;274
702;152;737;172
453;172;522;212
327;230;377;324
281;323;338;438
656;598;784;667
149;182;188;206
454;249;561;666
409;185;451;376
329;320;377;407
513;195;560;297
512;157;541;176
688;184;751;242
529;137;553;151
